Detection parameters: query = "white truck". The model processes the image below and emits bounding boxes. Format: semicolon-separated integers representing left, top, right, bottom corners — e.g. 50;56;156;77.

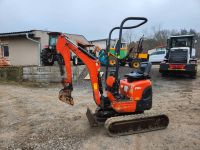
149;48;167;63
159;35;197;78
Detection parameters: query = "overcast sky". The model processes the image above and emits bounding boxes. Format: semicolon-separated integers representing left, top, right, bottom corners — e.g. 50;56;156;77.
0;0;199;40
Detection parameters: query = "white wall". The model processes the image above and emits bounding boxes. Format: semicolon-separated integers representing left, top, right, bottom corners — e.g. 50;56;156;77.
0;36;40;66
8;37;38;66
0;31;49;66
91;40;116;49
34;31;49;49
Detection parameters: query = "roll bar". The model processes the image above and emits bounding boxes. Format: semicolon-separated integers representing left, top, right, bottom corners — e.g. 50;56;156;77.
105;17;148;80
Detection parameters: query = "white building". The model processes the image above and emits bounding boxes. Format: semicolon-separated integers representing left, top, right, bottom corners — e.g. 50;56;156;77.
0;30;89;66
90;38;127;49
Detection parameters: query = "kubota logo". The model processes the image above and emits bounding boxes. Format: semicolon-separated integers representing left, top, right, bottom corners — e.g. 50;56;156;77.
135;87;142;90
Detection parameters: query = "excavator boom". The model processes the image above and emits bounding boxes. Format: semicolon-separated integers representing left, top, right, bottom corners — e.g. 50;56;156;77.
56;35;102;106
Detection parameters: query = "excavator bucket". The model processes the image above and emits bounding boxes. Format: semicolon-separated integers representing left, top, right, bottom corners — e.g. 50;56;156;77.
58;89;74;105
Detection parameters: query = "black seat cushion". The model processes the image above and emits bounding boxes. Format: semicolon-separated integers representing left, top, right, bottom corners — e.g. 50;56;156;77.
125;72;148;82
124;62;152;82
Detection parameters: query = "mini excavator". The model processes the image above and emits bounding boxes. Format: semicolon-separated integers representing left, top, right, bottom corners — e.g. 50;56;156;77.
56;17;169;136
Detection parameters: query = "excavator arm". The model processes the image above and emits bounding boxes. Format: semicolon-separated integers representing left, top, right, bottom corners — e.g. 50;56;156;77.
56;35;102;106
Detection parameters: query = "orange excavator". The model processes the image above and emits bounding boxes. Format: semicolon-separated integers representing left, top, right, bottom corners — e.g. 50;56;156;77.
56;17;169;136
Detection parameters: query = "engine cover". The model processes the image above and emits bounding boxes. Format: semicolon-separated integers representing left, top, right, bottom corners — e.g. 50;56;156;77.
109;79;152;113
120;79;151;101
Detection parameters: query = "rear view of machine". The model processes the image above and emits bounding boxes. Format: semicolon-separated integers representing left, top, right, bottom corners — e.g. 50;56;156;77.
159;35;198;78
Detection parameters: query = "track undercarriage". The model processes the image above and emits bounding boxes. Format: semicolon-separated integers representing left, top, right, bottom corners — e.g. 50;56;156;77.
86;107;169;136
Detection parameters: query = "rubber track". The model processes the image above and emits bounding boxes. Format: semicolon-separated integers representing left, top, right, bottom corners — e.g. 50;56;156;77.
105;112;169;136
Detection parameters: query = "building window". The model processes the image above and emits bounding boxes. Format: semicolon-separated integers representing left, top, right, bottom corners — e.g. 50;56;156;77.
2;45;9;57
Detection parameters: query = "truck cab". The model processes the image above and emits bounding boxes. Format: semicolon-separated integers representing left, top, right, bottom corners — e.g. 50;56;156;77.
159;35;197;78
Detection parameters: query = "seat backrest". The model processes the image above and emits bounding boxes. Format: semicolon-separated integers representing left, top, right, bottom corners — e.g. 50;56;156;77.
139;62;152;76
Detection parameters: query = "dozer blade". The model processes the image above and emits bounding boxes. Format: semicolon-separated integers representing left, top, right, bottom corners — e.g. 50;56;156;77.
105;112;169;136
86;107;98;127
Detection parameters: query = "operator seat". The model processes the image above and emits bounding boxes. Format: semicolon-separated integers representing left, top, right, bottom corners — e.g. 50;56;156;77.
125;62;152;82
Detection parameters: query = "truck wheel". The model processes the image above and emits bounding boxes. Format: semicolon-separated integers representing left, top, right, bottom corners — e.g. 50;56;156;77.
189;72;197;79
109;59;116;66
130;59;141;69
161;72;168;77
57;54;65;65
41;48;54;66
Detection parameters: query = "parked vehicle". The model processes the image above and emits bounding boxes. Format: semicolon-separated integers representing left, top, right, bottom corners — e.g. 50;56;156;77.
99;36;149;68
159;34;197;78
149;49;167;63
98;47;127;66
119;36;149;68
40;32;64;66
41;32;91;66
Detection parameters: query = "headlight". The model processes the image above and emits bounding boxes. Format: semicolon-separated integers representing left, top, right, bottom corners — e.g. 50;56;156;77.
190;60;197;64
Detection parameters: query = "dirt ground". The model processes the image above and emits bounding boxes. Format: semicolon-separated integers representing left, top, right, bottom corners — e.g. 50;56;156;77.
0;65;200;150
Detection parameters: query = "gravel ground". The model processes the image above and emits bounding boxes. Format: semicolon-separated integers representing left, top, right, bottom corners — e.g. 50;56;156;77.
0;65;200;150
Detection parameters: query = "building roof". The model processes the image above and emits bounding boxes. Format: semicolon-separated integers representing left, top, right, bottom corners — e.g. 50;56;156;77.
90;38;117;42
0;30;34;37
90;38;109;42
90;38;127;44
170;34;195;38
0;30;90;45
66;33;90;45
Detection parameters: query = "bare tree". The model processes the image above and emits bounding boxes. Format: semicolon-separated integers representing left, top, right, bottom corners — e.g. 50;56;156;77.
151;25;170;46
123;29;136;44
123;26;200;57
